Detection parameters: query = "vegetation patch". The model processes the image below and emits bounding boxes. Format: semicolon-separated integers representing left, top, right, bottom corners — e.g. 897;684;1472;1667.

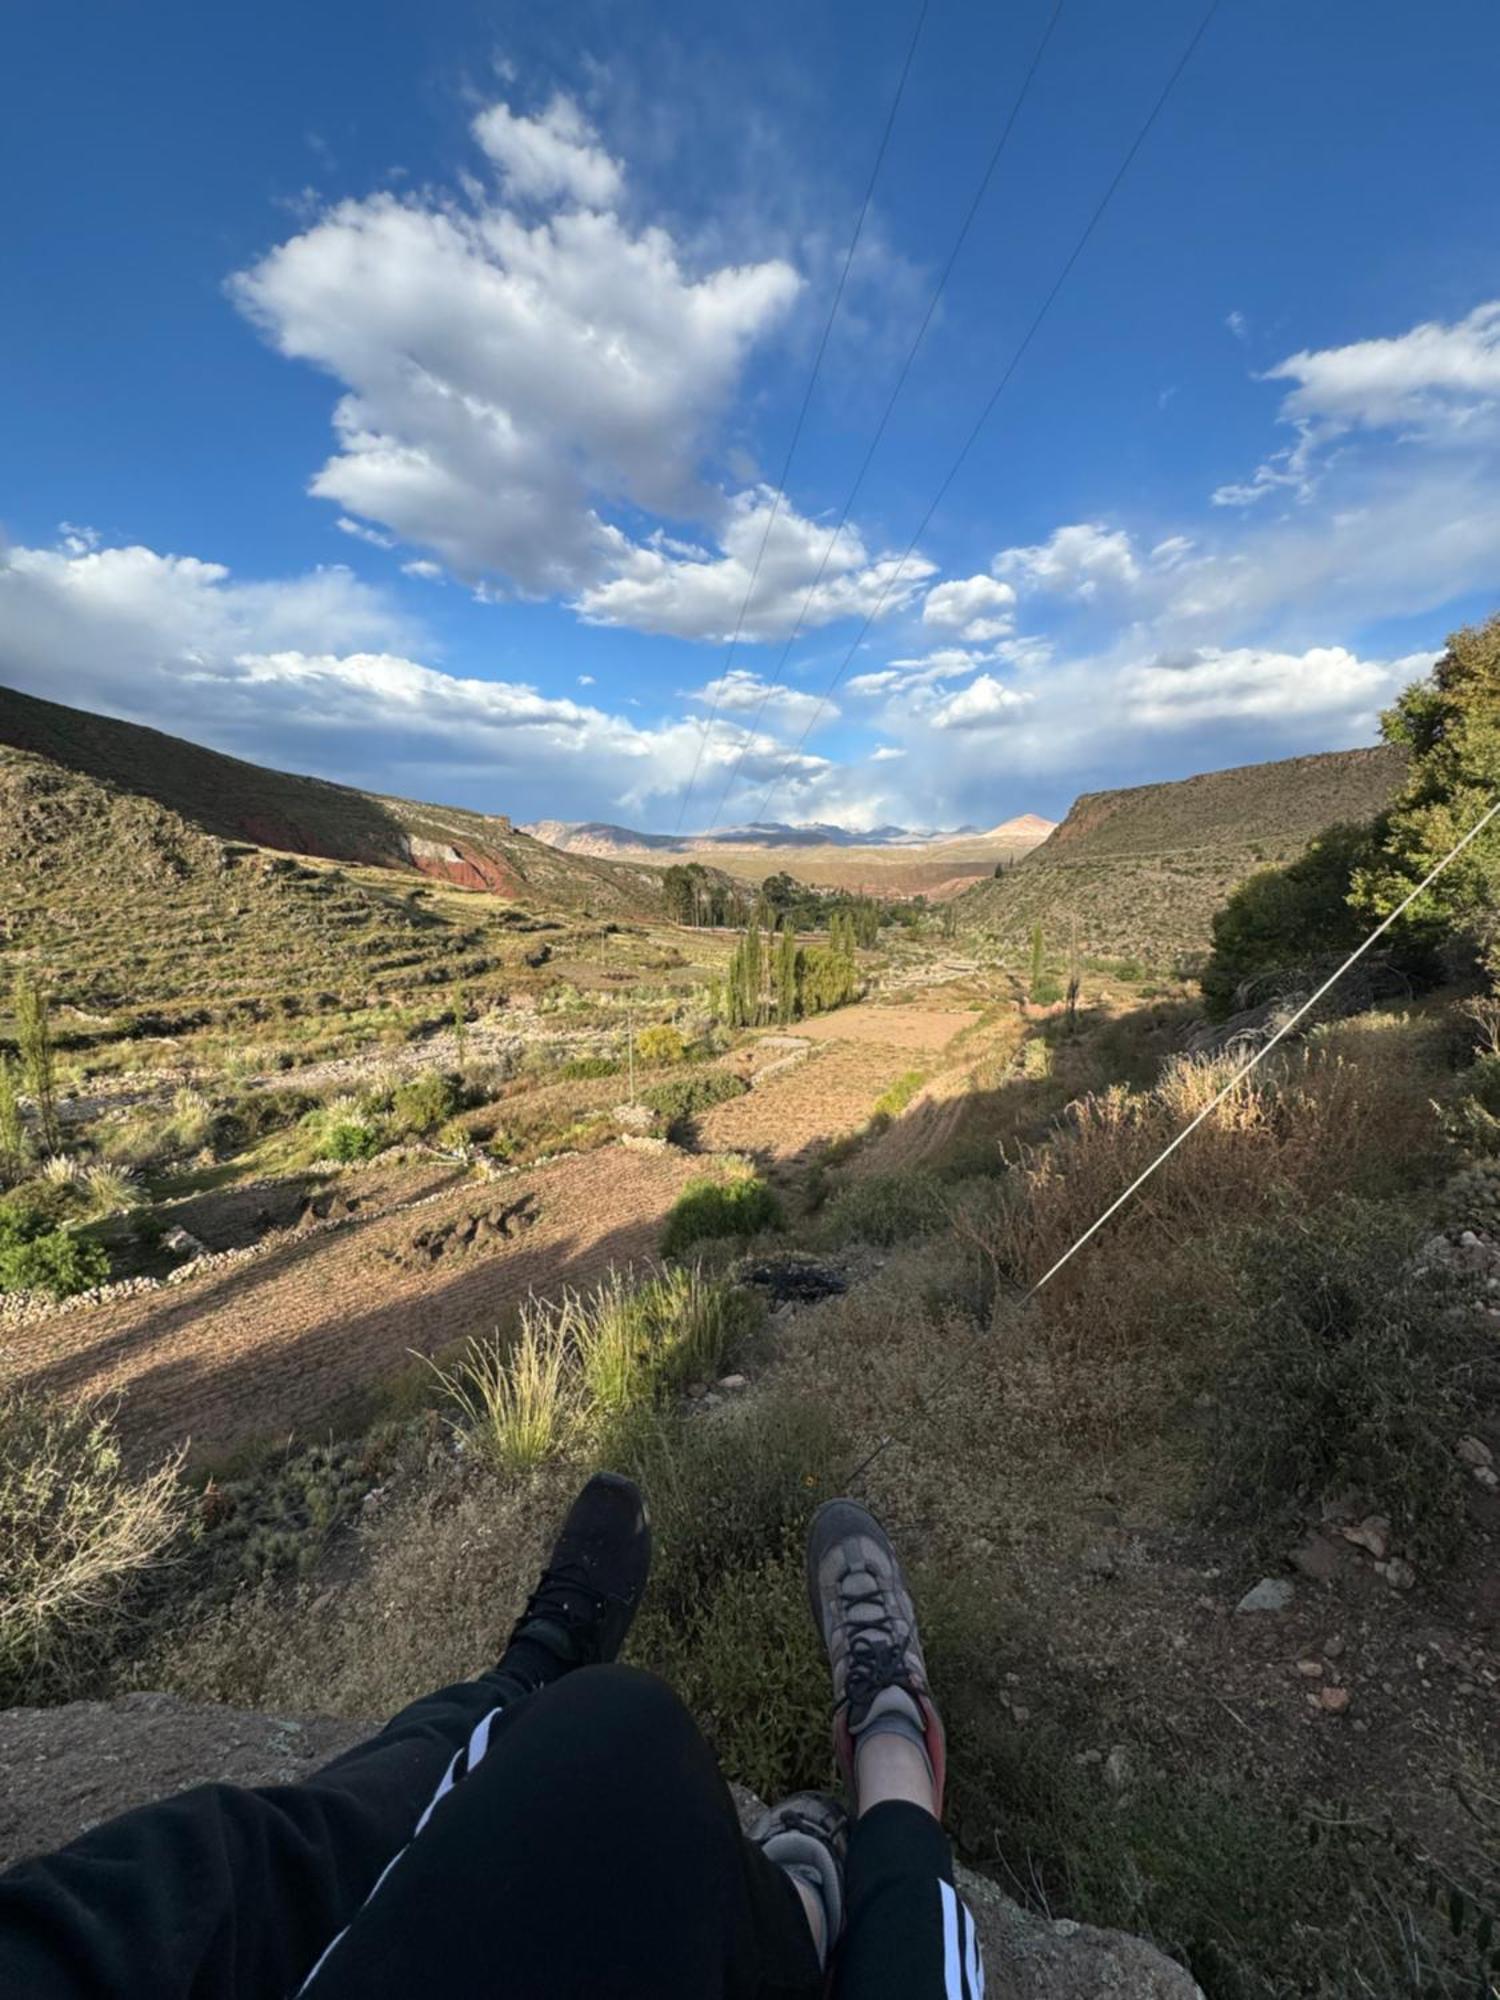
660;1175;784;1257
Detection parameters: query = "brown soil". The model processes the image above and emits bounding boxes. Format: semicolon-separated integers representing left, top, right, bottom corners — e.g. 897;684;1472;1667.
794;1004;981;1050
12;1147;703;1462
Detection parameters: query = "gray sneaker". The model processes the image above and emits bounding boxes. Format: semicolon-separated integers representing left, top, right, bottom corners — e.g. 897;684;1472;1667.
805;1498;946;1811
749;1791;848;1968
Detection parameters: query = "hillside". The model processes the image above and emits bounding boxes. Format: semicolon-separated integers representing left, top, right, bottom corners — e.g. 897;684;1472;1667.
0;746;501;1031
0;684;667;917
956;744;1407;965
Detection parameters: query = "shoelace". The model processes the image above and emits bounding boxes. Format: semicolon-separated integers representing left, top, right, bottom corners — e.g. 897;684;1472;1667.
517;1562;611;1653
837;1566;909;1718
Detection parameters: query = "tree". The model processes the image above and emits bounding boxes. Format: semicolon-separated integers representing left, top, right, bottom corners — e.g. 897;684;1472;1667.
13;976;59;1156
0;1055;25;1186
775;923;798;1026
1201;823;1384;1018
1350;612;1500;973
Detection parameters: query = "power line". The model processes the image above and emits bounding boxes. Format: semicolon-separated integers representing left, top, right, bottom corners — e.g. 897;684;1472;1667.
671;0;931;834
843;790;1500;1491
752;0;1224;831
701;0;1068;836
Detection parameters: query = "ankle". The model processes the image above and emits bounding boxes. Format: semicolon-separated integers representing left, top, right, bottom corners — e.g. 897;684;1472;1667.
854;1731;938;1821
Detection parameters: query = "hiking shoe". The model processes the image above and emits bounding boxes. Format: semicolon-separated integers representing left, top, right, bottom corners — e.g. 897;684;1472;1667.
749;1791;848;1969
502;1473;652;1685
806;1498;946;1813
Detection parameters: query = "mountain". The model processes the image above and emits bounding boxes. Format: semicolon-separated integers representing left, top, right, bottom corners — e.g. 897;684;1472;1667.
0;685;669;917
523;814;1055;857
954;745;1407;966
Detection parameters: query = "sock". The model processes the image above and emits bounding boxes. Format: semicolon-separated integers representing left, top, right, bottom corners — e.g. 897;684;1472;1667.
850;1686;935;1785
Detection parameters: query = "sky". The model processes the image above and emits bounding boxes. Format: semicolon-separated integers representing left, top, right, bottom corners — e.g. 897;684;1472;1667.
3;0;1499;834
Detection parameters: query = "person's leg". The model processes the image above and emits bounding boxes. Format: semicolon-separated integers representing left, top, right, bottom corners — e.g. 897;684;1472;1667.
303;1664;825;2000
0;1473;655;2000
807;1500;987;2000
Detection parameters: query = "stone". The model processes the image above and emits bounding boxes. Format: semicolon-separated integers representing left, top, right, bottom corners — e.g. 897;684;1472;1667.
716;1374;749;1393
1236;1577;1295;1614
1318;1686;1351;1714
161;1225;207;1259
1458;1435;1495;1469
1103;1745;1134;1790
1381;1557;1418;1591
1475;1466;1499;1491
1339;1515;1391;1560
1288;1532;1349;1582
1296;1659;1325;1678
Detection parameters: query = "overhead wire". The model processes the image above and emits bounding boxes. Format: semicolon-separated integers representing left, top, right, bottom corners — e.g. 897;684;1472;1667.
671;0;931;833
750;0;1224;832
700;0;1069;835
842;791;1500;1490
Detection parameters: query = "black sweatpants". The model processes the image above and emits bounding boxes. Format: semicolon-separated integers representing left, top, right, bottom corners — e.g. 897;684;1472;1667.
0;1665;986;1999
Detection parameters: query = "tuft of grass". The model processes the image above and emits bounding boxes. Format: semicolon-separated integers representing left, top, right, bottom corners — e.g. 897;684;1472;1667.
661;1175;783;1257
427;1318;577;1475
0;1390;183;1704
872;1069;925;1119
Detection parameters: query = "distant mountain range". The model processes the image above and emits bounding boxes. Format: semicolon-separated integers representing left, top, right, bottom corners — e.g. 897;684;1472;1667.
523;814;1056;857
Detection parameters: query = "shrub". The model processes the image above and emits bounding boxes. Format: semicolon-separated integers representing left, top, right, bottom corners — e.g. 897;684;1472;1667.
389;1070;462;1135
816;1169;948;1247
660;1175;783;1257
559;1055;620;1081
0;1197;110;1298
1203;1202;1483;1560
1201;822;1384;1018
571;1266;758;1416
636;1024;686;1065
0;1390;183;1703
299;1096;388;1163
100;1088;218;1170
639;1070;747;1130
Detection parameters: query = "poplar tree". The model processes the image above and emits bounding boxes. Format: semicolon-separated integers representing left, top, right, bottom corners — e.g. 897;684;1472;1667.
13;975;59;1155
0;1053;25;1185
776;923;798;1026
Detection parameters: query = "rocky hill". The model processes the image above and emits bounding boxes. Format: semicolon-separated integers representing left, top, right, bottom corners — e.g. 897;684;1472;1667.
0;684;667;917
956;744;1407;965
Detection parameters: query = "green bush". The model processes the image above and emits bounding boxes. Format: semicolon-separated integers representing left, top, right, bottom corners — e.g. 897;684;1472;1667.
559;1055;620;1081
639;1071;747;1126
637;1024;686;1064
872;1070;924;1120
1203;1202;1481;1560
389;1070;462;1135
299;1098;388;1162
660;1176;783;1257
0;1197;110;1298
816;1169;948;1247
1200;823;1383;1018
0;1390;183;1703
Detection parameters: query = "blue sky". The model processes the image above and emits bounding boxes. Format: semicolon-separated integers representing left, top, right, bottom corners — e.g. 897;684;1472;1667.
3;0;1499;831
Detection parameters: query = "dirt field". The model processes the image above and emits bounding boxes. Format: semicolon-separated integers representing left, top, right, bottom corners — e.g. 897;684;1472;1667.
792;1003;980;1050
12;1147;704;1462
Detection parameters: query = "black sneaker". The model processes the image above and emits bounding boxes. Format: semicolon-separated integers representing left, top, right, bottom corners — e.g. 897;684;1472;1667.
806;1498;946;1812
502;1473;652;1685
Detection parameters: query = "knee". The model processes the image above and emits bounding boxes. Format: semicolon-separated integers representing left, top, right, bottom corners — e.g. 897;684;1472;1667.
550;1663;697;1750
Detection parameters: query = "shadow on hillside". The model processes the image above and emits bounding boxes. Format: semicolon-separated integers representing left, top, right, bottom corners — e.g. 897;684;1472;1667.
34;1188;690;1469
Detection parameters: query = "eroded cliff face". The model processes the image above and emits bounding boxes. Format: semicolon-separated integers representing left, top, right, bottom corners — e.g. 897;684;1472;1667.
401;834;524;897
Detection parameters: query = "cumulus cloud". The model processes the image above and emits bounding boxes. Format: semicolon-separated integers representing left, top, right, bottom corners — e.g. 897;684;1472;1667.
230;95;801;604
471;95;624;209
921;573;1016;640
336;516;396;548
1120;644;1420;729
994;522;1140;598
0;531;823;819
575;488;933;641
929;674;1034;731
684;666;835;733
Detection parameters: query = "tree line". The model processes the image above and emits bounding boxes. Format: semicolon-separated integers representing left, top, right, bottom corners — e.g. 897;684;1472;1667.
713;910;863;1027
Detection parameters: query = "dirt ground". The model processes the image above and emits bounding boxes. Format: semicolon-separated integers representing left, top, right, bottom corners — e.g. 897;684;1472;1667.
793;1003;981;1050
11;1147;704;1462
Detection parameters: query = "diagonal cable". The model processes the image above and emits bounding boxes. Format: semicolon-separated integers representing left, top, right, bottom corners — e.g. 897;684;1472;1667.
702;0;1068;835
671;0;931;833
752;0;1223;832
843;789;1500;1490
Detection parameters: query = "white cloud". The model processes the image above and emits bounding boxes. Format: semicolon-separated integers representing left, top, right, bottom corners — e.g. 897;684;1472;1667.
575;487;933;641
337;516;396;549
1265;299;1500;438
1121;644;1417;729
929;674;1034;731
1226;309;1249;343
994;522;1140;598
576;673;595;686
401;558;443;580
870;745;905;762
684;666;835;733
471;95;623;209
230;96;802;605
921;573;1016;640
